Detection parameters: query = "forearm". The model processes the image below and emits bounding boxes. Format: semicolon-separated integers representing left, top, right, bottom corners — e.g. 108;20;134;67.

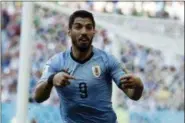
33;81;53;103
123;86;143;101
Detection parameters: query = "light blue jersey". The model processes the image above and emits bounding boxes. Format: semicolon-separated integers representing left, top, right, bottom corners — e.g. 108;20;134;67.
39;47;125;123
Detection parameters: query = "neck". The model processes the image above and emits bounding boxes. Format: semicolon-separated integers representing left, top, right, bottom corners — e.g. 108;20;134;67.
71;46;93;62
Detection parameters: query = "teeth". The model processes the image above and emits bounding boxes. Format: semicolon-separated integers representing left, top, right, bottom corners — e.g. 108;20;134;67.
80;38;88;40
80;39;87;41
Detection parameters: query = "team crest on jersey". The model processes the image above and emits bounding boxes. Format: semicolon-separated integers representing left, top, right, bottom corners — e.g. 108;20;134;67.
92;65;101;77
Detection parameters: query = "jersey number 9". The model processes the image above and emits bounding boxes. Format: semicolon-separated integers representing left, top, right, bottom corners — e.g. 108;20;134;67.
79;83;88;98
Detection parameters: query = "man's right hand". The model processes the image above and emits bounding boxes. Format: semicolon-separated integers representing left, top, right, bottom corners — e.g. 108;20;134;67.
53;72;75;87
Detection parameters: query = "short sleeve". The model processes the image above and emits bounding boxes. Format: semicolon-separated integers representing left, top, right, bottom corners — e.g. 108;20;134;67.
38;54;60;82
107;54;125;87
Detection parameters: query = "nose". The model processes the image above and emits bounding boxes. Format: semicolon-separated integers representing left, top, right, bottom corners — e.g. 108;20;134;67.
81;27;87;35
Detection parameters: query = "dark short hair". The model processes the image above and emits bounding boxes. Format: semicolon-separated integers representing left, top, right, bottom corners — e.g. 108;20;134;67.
68;10;95;29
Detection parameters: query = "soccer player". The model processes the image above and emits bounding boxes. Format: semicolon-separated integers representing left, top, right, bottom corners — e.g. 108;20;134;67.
33;10;144;123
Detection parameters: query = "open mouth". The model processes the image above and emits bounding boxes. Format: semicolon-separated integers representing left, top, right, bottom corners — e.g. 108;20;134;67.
79;38;89;43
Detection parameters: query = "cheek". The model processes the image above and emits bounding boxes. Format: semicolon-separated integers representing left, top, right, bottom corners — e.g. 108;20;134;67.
71;33;78;39
71;31;80;38
90;33;95;39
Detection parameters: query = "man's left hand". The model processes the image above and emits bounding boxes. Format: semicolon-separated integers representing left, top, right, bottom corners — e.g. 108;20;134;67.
120;74;143;89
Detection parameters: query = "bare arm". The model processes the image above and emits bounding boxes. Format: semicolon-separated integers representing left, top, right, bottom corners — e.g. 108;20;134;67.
120;75;144;101
107;54;144;101
121;67;144;100
33;72;75;103
33;73;55;103
122;83;143;101
33;80;53;103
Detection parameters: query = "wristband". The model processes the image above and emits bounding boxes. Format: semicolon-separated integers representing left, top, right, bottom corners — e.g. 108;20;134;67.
47;73;56;86
118;82;124;89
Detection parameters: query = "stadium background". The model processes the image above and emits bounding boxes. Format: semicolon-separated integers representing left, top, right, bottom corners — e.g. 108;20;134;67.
1;1;184;123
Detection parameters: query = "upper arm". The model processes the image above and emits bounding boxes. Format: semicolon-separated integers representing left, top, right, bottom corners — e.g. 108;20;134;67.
39;54;61;82
107;54;125;87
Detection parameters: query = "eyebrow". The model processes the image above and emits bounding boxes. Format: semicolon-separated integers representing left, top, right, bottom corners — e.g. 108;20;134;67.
73;22;93;26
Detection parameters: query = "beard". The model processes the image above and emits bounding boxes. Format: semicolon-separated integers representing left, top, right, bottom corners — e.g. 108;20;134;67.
72;37;93;52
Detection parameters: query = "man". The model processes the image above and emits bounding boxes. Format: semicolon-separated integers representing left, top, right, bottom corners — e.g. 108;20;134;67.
33;10;144;123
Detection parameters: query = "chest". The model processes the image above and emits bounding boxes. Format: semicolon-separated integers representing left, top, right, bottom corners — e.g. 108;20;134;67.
63;57;107;83
56;57;112;99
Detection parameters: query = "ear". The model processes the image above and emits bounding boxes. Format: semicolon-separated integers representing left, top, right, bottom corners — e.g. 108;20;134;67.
68;30;71;36
93;29;97;35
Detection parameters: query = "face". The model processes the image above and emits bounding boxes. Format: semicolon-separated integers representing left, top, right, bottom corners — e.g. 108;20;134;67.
68;17;95;52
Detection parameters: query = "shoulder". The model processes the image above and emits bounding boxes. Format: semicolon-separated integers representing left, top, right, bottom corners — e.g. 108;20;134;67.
47;50;69;64
45;50;69;71
93;47;112;60
95;47;120;61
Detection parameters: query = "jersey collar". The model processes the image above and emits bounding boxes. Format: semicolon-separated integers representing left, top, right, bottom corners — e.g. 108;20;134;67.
70;47;94;64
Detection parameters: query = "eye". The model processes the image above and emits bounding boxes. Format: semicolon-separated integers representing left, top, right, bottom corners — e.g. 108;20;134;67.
86;25;93;30
73;24;82;30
